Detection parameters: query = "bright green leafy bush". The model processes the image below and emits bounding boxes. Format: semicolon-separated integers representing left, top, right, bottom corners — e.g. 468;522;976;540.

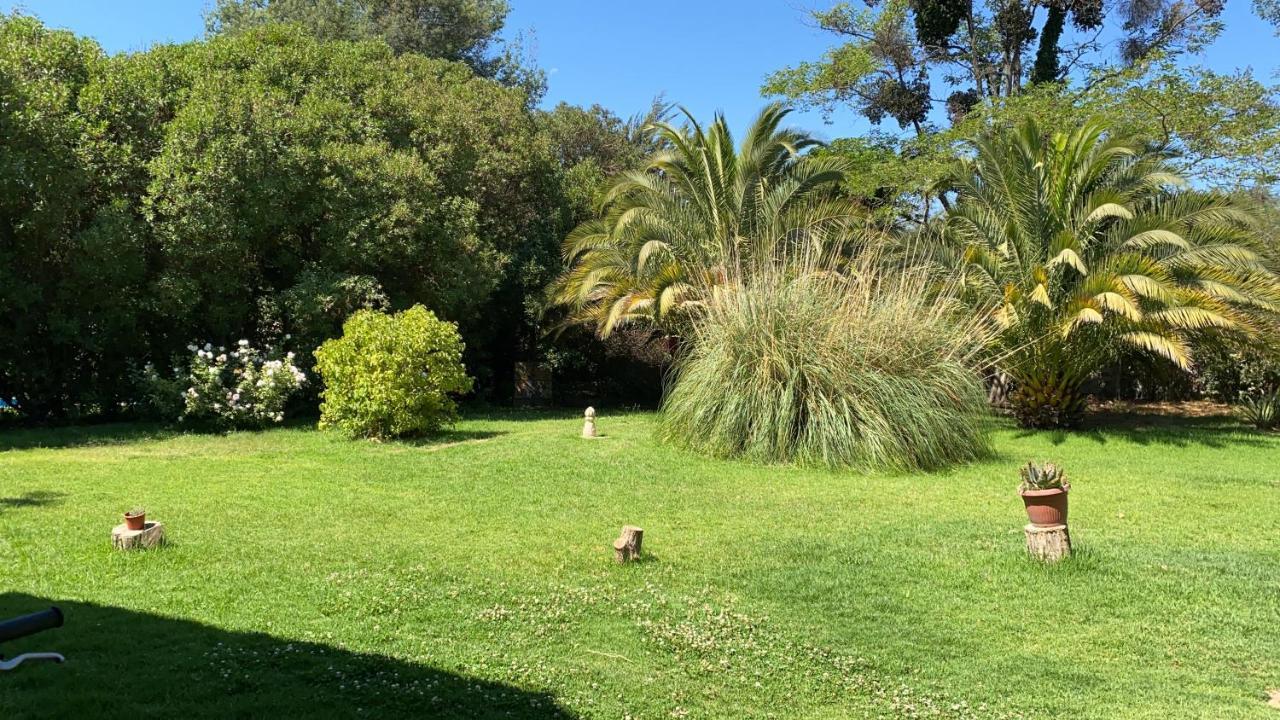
314;305;473;439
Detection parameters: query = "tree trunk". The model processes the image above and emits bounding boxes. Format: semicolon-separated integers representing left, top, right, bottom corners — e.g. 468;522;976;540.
1024;523;1071;562
613;525;643;563
112;521;166;550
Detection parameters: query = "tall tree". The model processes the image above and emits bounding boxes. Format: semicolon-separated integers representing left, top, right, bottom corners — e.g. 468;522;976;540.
0;16;562;418
763;0;1279;219
205;0;544;101
765;0;1222;133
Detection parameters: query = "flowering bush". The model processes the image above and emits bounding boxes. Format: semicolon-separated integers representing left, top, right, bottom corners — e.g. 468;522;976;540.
180;340;306;428
314;305;472;439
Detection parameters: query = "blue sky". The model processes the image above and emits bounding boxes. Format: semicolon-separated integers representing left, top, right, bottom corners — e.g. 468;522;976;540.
13;0;1280;142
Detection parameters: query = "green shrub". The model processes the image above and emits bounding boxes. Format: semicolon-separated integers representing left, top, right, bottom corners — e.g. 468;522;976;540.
658;254;993;471
314;305;473;439
131;362;187;421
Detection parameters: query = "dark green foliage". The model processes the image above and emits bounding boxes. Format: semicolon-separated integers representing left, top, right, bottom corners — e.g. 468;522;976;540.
864;77;931;129
911;0;967;49
263;269;389;363
0;16;143;417
0;15;562;419
1030;3;1066;84
1196;341;1280;403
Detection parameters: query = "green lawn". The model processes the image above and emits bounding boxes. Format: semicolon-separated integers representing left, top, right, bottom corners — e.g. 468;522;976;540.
1;410;1277;718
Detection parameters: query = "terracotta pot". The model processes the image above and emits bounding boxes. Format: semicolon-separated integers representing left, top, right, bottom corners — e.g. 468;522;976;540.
1020;487;1068;527
124;512;146;531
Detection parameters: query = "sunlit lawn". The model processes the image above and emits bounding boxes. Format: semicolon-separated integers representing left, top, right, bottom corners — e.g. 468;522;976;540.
1;409;1277;718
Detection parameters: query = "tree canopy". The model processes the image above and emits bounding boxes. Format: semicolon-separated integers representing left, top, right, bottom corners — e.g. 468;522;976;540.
765;0;1280;218
205;0;545;101
0;15;560;417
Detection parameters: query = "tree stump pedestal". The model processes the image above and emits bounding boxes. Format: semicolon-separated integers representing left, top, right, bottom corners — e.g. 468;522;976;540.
112;521;166;550
613;525;643;563
1024;523;1070;562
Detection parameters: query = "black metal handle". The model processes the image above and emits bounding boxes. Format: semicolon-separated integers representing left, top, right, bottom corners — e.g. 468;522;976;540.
0;608;63;644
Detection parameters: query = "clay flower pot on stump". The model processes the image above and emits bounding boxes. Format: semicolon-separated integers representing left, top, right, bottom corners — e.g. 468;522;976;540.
1020;487;1068;526
123;507;146;531
1018;462;1069;526
1018;462;1072;561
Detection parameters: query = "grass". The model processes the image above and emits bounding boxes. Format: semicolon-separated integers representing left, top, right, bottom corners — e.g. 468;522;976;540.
1;409;1277;718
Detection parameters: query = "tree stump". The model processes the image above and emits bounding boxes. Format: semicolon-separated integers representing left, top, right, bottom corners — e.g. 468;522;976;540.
613;525;643;563
582;407;597;439
112;521;166;550
1024;523;1070;562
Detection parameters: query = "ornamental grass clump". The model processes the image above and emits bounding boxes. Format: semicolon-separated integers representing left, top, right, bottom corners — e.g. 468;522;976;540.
658;251;993;471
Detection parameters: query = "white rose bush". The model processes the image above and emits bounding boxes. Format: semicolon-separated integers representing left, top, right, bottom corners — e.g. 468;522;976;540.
180;340;306;429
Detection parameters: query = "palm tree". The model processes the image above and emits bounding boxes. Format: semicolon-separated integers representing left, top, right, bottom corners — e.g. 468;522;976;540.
549;103;854;338
936;118;1280;428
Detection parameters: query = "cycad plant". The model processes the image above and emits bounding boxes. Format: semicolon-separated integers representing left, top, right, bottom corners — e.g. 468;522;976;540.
549;103;854;337
937;118;1280;428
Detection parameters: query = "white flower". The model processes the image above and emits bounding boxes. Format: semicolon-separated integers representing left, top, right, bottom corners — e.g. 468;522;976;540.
286;352;295;360
216;354;227;363
238;339;249;347
204;343;212;351
284;334;292;340
187;344;197;352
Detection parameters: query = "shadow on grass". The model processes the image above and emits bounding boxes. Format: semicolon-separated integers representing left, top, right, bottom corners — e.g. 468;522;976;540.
390;429;507;449
1013;412;1272;449
0;491;66;514
0;406;649;453
0;423;178;453
456;404;659;423
0;593;574;719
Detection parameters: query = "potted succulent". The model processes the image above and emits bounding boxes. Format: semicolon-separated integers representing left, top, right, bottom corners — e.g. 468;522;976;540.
1018;462;1069;527
124;507;147;531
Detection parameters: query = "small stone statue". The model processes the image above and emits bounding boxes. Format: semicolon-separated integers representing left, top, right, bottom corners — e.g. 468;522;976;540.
582;406;597;438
